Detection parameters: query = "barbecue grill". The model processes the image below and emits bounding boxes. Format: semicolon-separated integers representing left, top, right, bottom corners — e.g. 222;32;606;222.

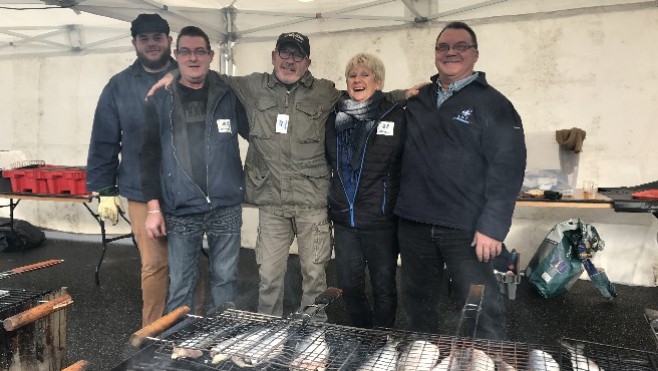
1;287;71;371
112;288;658;371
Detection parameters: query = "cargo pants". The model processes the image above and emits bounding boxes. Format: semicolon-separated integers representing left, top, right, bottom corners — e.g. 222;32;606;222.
255;209;332;320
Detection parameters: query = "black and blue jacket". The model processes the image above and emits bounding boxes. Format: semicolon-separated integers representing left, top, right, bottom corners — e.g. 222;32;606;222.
395;72;527;241
141;73;248;217
325;95;406;229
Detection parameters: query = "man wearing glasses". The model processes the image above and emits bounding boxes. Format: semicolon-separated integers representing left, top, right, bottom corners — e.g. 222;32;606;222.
395;21;526;339
141;26;248;314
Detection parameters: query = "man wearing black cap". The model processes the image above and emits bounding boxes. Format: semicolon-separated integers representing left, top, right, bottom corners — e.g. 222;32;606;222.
86;13;177;326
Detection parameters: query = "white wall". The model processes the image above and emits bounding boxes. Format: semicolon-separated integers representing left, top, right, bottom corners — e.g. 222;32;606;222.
1;52;134;234
2;4;657;285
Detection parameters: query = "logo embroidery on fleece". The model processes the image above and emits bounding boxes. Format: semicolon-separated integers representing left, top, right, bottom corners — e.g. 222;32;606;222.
452;109;474;124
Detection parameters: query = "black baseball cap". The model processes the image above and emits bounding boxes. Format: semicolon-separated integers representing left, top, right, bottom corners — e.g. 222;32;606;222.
130;13;170;37
275;32;311;58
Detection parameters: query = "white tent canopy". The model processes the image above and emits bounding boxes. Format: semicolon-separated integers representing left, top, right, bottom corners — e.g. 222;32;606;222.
1;0;652;59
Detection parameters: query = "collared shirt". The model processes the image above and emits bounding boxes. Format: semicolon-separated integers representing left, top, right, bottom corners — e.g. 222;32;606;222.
436;72;479;108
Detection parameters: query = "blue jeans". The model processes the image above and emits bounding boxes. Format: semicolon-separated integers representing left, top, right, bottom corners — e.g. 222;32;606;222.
333;223;398;328
165;204;242;314
398;218;506;340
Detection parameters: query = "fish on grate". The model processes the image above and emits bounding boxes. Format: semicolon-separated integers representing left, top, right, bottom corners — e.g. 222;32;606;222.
356;335;400;371
492;355;517;371
229;325;290;367
211;329;252;364
432;347;495;371
397;340;441;370
171;322;246;360
171;332;215;360
528;349;560;371
289;329;330;370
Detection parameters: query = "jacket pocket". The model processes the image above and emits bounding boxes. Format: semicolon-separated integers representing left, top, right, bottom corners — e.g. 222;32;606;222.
246;164;270;189
251;97;277;139
295;101;323;143
312;217;332;264
295;162;330;209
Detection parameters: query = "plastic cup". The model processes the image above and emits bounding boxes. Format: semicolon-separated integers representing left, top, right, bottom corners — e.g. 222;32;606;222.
583;180;598;199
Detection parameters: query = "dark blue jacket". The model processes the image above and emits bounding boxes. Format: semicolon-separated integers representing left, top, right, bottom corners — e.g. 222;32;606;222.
141;73;248;216
86;58;177;201
395;72;526;241
325;96;406;229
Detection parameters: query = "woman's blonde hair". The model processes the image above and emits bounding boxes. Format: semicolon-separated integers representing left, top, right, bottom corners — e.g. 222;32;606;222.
344;52;385;89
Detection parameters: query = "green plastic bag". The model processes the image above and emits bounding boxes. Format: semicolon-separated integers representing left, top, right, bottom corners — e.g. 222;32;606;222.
525;219;586;299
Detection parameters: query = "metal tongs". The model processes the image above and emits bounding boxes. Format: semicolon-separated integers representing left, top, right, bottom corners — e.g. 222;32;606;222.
290;287;343;325
456;284;485;338
0;259;64;280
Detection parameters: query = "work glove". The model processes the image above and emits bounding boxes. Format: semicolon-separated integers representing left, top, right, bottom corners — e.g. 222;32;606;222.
96;185;123;226
98;196;124;226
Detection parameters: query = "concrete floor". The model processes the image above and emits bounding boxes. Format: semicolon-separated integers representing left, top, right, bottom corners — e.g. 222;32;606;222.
0;235;657;370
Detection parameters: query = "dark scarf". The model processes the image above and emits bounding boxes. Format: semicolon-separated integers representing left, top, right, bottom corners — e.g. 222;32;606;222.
335;91;384;182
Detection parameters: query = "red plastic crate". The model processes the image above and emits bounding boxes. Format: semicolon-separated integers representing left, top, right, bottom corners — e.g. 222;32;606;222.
2;168;49;193
2;165;88;195
42;167;88;195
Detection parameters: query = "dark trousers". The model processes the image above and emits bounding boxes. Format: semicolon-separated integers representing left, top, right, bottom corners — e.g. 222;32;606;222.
397;218;507;340
333;223;399;328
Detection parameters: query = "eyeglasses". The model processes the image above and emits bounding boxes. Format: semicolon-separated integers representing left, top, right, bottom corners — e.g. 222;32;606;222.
435;43;476;53
177;48;211;57
277;49;305;62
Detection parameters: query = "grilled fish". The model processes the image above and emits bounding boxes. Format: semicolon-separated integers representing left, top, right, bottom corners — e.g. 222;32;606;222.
560;340;604;371
528;349;560;371
289;329;330;371
231;326;289;367
432;348;495;371
397;340;440;370
493;355;517;371
171;332;214;360
211;331;251;364
356;336;400;371
171;322;245;361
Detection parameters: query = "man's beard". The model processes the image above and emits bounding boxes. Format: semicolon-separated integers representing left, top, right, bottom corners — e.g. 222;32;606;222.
137;48;171;71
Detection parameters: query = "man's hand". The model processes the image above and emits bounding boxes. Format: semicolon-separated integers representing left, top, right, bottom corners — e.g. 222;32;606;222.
145;72;175;100
145;211;167;239
471;231;502;263
145;200;166;239
98;196;124;226
405;82;430;99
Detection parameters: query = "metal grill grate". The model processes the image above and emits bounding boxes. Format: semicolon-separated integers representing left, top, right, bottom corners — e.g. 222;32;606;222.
115;308;658;370
0;288;48;315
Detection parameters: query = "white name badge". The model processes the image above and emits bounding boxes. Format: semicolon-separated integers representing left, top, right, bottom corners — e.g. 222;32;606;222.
216;119;232;133
276;114;289;134
377;121;395;136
